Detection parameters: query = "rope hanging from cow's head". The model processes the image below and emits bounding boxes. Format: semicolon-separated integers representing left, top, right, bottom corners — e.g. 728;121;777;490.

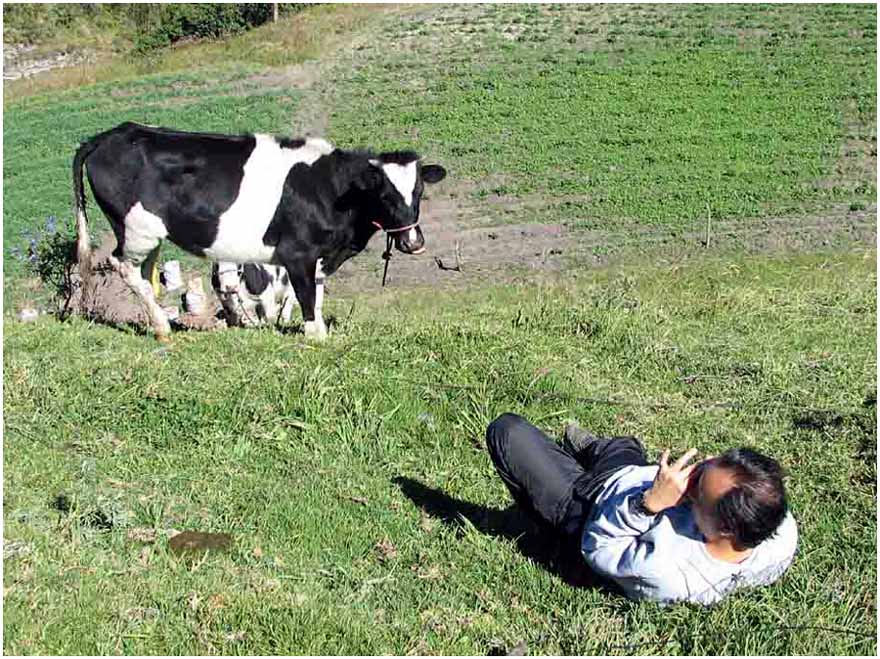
381;233;394;287
372;220;420;288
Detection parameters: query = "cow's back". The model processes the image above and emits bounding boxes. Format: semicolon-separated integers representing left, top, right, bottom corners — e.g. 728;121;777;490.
82;124;336;261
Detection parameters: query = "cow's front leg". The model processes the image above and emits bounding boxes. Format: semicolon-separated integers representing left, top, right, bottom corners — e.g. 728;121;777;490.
314;258;326;333
284;257;326;341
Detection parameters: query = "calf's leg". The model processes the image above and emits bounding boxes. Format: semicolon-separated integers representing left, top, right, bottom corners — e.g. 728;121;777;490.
279;291;297;324
140;245;162;298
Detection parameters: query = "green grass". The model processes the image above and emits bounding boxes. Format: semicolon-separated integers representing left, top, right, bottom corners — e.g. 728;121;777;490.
4;252;876;655
328;3;876;226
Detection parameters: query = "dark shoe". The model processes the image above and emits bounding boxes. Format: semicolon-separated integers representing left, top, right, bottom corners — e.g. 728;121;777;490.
562;421;598;457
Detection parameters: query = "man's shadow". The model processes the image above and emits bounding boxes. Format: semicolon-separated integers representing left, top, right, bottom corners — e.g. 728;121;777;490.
393;476;613;590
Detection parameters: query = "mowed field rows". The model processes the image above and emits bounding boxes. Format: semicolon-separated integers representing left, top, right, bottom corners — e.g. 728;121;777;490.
3;3;877;655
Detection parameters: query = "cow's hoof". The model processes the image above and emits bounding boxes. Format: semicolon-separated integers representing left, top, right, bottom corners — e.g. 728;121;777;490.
304;321;327;342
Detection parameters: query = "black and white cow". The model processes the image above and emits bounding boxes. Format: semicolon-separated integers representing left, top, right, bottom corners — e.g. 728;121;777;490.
73;122;446;341
211;261;298;327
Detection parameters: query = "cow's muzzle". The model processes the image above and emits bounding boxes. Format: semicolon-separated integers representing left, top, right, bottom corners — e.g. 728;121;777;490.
393;225;425;255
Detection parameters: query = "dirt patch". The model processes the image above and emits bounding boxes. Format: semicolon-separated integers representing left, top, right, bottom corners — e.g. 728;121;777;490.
61;199;874;334
71;234;148;328
326;200;877;297
70;234;224;333
237;60;324;93
815;98;877;195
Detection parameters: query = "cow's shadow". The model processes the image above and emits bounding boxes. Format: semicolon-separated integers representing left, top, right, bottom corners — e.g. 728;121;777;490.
393;476;611;590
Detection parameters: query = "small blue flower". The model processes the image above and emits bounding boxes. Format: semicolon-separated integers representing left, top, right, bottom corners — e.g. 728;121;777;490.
27;235;40;262
45;215;58;234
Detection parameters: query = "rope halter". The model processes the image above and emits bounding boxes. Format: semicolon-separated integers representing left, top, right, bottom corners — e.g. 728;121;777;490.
371;220;421;287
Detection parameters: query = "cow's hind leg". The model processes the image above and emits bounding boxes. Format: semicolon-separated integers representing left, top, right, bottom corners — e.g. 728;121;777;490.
110;255;172;342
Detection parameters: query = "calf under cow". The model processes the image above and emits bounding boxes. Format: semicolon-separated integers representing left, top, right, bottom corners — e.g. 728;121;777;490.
211;261;299;327
73;122;446;340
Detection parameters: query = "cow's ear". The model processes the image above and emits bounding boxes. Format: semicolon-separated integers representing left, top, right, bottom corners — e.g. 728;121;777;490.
356;162;384;191
421;164;446;184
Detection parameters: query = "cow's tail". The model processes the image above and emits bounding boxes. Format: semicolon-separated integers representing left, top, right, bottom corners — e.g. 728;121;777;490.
72;137;100;281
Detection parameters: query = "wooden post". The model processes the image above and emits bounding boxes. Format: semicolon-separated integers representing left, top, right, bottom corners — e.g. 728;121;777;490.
273;3;278;23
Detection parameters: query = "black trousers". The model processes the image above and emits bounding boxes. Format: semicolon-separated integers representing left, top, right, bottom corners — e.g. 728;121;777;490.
486;413;650;544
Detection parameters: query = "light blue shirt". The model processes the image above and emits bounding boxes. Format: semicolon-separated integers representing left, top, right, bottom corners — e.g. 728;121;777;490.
581;465;799;605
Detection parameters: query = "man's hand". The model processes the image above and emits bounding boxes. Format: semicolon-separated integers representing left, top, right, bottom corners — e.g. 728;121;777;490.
643;448;700;514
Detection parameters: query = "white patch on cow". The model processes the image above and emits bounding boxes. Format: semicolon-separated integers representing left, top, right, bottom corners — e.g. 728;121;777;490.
204;135;334;263
123;202;168;261
304;137;334;156
373;160;418;206
304;320;327;341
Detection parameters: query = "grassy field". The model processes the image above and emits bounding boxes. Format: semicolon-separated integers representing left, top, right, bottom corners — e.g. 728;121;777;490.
4;253;876;655
3;3;877;655
2;4;386;104
327;3;876;227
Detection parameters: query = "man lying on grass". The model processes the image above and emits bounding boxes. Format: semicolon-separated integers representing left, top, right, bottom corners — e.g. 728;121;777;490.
486;413;798;605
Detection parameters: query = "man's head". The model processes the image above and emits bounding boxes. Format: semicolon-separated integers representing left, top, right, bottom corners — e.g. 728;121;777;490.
688;448;787;549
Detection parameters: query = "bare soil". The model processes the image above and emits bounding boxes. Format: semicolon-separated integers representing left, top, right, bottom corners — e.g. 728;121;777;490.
326;197;877;298
67;198;875;335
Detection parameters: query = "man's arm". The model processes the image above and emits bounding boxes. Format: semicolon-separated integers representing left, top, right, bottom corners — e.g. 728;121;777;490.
581;490;662;581
582;449;703;598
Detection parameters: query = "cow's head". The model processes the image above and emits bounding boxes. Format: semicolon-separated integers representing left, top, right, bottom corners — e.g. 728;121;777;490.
357;152;446;255
212;262;242;294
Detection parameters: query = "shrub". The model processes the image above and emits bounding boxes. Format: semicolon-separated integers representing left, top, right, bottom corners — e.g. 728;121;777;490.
8;215;79;317
3;4;312;53
131;4;312;55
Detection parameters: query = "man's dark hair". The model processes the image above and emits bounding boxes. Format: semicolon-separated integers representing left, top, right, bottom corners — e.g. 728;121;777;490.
713;448;788;549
